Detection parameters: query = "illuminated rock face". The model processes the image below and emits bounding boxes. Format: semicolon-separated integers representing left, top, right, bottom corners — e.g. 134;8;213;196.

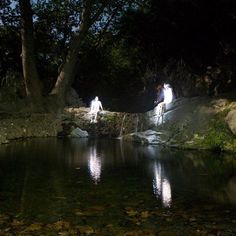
129;96;236;151
225;110;236;135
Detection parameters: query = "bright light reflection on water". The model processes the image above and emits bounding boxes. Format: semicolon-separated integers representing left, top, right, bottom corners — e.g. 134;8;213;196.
0;138;235;227
88;146;102;184
153;162;172;207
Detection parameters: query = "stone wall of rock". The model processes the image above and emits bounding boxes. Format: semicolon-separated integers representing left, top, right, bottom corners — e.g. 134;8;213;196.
225;109;236;135
62;107;150;138
1;96;236;153
0;113;61;144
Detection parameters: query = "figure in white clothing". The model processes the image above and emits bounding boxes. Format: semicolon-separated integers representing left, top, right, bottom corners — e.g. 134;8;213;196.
154;83;173;124
155;102;165;124
163;83;173;104
89;96;103;123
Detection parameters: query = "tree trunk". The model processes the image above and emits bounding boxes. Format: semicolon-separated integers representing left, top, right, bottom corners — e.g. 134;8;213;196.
49;29;88;102
19;0;44;110
50;0;97;107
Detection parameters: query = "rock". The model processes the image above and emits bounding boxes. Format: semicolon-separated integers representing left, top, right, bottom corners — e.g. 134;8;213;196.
47;220;70;231
211;98;228;108
123;130;164;145
0;134;9;144
0;113;61;144
70;127;89;138
23;223;43;232
77;225;94;235
140;211;150;218
225;109;236;135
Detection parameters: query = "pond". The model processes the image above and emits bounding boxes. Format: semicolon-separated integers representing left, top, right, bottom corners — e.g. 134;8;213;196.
0;138;235;235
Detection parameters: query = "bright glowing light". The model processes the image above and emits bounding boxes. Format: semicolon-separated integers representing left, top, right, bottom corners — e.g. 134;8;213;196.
163;84;173;104
153;83;173;124
89;96;103;123
153;163;162;196
152;162;172;207
88;147;102;184
154;102;165;124
162;178;172;207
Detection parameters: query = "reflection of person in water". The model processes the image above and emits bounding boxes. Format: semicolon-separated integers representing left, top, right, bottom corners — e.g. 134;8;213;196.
89;96;103;123
88;146;102;184
153;161;172;207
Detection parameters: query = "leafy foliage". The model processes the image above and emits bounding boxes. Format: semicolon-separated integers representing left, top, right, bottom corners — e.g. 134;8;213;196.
0;0;236;110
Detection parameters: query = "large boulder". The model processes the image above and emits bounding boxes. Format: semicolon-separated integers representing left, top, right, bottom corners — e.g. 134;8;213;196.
70;127;89;138
225;110;236;135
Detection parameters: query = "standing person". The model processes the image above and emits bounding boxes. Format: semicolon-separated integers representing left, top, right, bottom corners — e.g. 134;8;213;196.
89;96;103;123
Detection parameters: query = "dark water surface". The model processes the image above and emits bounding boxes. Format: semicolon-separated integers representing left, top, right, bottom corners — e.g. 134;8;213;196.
0;138;235;235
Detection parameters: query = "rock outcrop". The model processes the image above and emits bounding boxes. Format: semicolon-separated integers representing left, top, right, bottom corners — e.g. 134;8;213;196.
0;113;61;144
124;97;236;152
225;109;236;135
1;96;236;152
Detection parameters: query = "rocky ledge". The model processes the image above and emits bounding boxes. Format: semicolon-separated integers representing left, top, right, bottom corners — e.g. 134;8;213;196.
1;96;236;152
0;108;148;144
124;96;236;152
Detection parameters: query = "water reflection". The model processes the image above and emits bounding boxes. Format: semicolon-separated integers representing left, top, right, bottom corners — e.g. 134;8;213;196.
0;137;235;216
88;146;102;184
153;162;172;207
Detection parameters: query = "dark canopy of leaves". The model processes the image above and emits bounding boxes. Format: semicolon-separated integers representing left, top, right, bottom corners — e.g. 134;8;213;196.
1;0;236;111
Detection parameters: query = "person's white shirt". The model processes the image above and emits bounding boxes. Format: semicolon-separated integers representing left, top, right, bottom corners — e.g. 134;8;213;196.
163;84;173;104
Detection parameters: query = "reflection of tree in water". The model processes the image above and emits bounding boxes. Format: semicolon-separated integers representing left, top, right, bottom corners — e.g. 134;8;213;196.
153;161;172;208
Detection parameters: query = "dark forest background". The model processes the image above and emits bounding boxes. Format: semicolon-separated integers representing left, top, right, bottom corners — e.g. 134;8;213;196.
1;0;236;112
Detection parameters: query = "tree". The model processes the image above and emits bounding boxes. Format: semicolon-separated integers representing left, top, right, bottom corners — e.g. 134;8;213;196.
49;0;102;104
19;0;44;108
18;0;145;110
49;0;139;106
0;0;21;87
